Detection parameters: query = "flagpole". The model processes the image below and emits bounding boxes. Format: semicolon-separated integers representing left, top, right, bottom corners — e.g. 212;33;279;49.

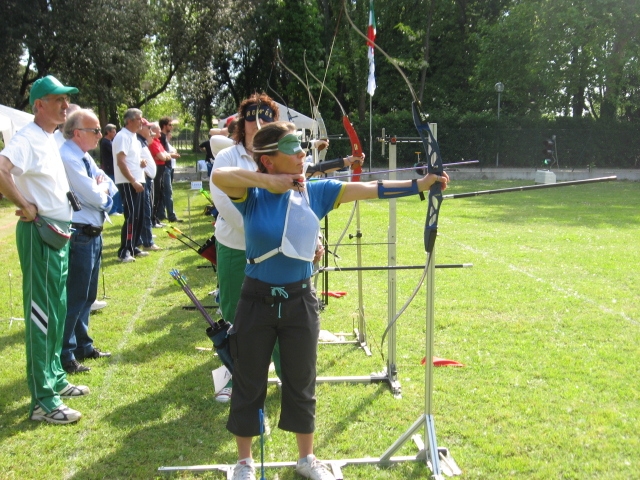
369;94;372;173
367;0;376;173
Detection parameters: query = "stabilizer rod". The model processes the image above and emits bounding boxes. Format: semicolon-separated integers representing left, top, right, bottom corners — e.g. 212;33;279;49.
444;176;617;199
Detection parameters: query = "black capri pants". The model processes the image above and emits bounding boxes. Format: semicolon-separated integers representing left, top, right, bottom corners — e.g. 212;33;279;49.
226;276;320;437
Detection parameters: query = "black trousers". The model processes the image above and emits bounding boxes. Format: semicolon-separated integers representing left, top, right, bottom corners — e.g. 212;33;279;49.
117;183;143;258
152;164;165;224
226;276;319;437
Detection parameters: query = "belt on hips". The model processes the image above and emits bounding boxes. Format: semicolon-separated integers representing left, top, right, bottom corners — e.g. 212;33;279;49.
71;223;103;237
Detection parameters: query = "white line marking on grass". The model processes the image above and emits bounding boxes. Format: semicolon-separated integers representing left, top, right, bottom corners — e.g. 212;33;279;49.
505;263;638;326
450;239;638;327
63;254;167;479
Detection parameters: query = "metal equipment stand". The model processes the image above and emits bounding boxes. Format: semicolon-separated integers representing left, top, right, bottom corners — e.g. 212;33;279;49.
317;188;370;356
353;201;369;354
159;248;461;478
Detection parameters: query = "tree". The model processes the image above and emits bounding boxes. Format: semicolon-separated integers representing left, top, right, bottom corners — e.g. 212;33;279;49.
0;0;150;121
472;0;640;119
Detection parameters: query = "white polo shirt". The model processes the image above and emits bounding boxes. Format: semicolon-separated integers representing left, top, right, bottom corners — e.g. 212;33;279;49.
1;122;72;221
210;143;256;250
112;127;144;184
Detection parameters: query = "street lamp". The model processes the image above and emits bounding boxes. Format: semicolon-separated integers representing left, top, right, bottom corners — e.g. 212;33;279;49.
495;82;504;166
495;82;504;119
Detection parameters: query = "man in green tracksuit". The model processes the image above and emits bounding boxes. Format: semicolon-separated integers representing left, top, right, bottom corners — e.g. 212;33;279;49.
0;75;91;424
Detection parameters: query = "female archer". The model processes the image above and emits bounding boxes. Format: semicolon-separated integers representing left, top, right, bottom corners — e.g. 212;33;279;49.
213;121;448;480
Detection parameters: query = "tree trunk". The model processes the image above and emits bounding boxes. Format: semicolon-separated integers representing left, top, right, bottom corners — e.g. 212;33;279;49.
601;37;629;120
570;46;585;118
193;98;205;152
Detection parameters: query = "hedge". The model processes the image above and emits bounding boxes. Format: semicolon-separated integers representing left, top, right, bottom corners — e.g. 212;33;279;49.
324;113;640;169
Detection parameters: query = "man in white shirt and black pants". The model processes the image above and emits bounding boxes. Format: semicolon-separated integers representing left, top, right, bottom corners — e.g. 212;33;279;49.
112;108;147;263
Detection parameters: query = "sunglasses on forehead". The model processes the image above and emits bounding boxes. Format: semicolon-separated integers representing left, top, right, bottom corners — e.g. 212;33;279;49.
243;104;275;123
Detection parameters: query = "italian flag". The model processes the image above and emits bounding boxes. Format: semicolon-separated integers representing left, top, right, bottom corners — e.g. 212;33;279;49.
367;0;376;96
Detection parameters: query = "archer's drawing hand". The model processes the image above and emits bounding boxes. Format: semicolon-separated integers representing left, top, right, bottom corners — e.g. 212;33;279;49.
315;139;329;152
266;174;305;194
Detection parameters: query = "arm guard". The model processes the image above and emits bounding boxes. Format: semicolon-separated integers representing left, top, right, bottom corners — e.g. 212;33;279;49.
377;178;424;200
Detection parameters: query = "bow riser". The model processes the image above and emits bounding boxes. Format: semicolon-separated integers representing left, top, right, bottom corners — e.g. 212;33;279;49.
412;102;443;253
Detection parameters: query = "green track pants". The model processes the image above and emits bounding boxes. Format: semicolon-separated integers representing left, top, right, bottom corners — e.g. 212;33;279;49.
16;221;71;415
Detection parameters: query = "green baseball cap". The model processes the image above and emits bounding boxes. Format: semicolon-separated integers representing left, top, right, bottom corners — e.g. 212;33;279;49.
29;75;79;105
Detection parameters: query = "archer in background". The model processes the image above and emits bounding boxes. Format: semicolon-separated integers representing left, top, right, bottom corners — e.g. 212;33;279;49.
209;93;279;404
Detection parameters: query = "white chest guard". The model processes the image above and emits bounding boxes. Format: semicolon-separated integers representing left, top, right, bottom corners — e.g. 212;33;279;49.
247;188;320;264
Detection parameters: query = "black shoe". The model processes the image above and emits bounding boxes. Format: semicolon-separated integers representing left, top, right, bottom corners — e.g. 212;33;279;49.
169;218;184;223
63;359;91;374
78;348;112;360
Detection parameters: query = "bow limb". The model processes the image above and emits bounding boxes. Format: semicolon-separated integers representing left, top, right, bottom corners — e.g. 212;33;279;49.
276;45;327;162
303;51;363;181
413;102;443;253
314;106;328;162
379;104;443;349
342;117;363;182
343;1;444;350
276;44;318;112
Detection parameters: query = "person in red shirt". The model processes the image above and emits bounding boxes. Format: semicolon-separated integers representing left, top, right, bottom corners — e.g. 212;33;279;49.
148;123;172;227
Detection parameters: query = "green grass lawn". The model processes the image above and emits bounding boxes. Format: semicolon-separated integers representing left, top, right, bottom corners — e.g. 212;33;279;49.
0;179;638;479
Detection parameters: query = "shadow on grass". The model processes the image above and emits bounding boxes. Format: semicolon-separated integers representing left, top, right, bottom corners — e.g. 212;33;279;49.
0;378;36;439
70;364;236;479
260;382;434;480
0;326;24;355
111;303;216;366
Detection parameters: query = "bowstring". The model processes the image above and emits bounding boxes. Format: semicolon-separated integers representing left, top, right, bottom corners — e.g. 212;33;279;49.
343;0;435;356
316;4;343;108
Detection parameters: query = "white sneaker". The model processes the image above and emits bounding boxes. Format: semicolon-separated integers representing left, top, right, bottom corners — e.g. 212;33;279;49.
31;404;82;424
215;387;232;403
295;454;335;480
90;300;107;311
231;458;255;480
59;384;91;397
